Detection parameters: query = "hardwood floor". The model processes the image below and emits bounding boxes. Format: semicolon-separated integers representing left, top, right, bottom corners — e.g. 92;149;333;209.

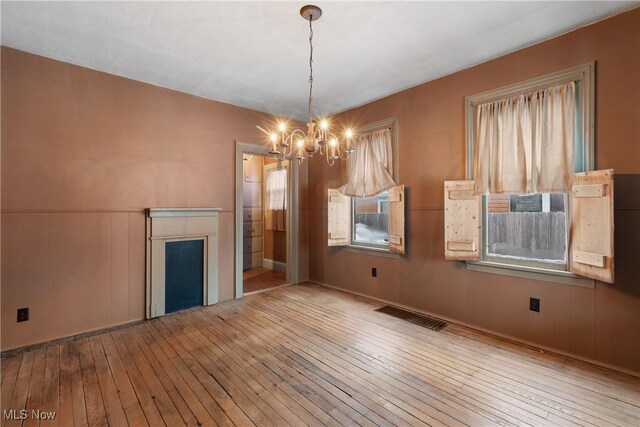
243;267;287;294
2;283;639;426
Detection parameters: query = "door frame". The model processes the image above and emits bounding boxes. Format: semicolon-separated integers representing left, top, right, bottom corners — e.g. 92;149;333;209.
235;141;299;298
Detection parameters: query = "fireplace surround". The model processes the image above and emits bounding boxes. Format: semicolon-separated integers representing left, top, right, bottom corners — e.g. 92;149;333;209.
145;208;221;318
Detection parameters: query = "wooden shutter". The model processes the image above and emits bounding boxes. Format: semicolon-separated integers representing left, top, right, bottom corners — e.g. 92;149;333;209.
569;169;614;283
388;185;405;254
327;189;351;246
444;181;481;261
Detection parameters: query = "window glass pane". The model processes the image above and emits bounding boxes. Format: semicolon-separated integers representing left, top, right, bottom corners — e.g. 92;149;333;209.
486;193;567;265
353;192;389;246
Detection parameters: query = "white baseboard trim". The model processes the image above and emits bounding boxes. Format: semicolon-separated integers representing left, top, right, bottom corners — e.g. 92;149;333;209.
310;280;640;379
263;258;286;272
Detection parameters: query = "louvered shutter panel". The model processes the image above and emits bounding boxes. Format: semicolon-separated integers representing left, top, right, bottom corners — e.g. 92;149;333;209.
388;185;405;254
444;181;481;261
569;169;614;283
327;189;351;246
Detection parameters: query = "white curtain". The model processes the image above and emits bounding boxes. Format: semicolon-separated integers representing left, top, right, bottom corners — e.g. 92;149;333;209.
265;168;287;231
474;82;575;195
339;128;396;198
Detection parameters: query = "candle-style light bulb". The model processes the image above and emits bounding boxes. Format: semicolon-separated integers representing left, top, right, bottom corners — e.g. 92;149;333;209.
295;138;305;160
330;138;337;158
344;129;355;153
269;132;280;154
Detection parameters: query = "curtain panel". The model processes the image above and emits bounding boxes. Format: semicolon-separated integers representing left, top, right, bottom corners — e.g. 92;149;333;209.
265;168;287;231
339;128;396;198
474;81;575;195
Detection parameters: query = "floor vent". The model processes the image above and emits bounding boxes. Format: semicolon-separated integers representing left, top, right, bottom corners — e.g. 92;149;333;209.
375;305;448;331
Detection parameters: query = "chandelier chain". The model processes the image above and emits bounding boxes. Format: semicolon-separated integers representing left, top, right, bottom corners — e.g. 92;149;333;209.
258;6;353;165
308;16;313;122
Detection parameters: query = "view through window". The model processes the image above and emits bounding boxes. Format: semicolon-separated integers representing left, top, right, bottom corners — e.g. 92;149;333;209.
485;193;567;269
352;192;389;247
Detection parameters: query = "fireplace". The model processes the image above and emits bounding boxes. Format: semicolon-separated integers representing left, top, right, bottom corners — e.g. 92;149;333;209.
145;208;221;318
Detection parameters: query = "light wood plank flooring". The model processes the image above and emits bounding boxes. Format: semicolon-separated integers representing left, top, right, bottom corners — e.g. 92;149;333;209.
243;267;287;294
2;283;639;426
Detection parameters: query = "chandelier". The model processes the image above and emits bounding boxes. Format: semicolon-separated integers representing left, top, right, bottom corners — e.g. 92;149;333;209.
258;5;355;166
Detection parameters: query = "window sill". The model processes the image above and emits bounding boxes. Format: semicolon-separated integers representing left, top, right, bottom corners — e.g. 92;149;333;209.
466;260;594;288
344;245;400;259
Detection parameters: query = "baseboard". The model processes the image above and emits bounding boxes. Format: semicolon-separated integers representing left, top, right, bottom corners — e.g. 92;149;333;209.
310;280;640;379
262;258;287;272
1;318;144;358
243;282;293;296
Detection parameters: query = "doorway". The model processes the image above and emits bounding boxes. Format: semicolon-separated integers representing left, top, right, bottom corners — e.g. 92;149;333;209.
235;142;299;297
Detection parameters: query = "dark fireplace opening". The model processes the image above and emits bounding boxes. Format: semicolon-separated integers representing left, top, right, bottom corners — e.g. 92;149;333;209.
165;240;204;314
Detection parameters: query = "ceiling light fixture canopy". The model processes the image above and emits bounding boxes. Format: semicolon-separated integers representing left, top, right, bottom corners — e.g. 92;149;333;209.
258;5;355;165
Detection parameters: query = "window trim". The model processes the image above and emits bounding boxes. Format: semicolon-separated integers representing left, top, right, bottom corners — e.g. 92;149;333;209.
347;117;400;254
344;245;401;259
464;63;595;285
465;62;595;179
466;261;594;288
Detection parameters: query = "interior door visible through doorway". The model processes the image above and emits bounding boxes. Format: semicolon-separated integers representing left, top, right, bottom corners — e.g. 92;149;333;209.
241;154;289;294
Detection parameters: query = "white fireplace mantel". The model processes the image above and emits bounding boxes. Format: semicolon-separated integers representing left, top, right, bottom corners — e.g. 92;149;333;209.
145;208;222;318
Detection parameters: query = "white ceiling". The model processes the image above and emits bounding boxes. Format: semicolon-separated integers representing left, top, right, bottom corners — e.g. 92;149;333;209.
2;1;638;120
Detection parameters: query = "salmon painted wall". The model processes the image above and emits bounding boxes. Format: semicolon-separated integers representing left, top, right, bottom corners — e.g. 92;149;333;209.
0;47;309;350
308;8;640;373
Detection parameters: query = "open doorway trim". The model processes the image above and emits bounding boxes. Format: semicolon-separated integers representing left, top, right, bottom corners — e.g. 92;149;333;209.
235;141;299;298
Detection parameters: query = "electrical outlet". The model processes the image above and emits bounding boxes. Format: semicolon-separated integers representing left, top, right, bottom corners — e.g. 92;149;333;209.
371;268;377;277
17;307;29;322
529;298;540;312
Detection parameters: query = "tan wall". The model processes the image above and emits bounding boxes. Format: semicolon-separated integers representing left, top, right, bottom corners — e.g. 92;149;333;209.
264;230;287;263
0;47;308;350
308;8;640;373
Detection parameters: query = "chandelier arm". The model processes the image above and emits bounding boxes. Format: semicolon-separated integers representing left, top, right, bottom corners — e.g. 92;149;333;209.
338;149;352;161
281;133;293;157
291;129;306;159
290;129;306;140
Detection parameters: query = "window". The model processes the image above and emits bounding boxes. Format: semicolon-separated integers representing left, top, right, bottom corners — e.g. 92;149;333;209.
327;117;405;255
352;192;389;248
444;63;615;285
265;168;287;210
470;64;593;272
264;165;287;232
328;186;405;254
485;193;567;270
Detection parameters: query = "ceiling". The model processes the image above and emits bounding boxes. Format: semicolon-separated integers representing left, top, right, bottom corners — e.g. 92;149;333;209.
2;1;638;120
